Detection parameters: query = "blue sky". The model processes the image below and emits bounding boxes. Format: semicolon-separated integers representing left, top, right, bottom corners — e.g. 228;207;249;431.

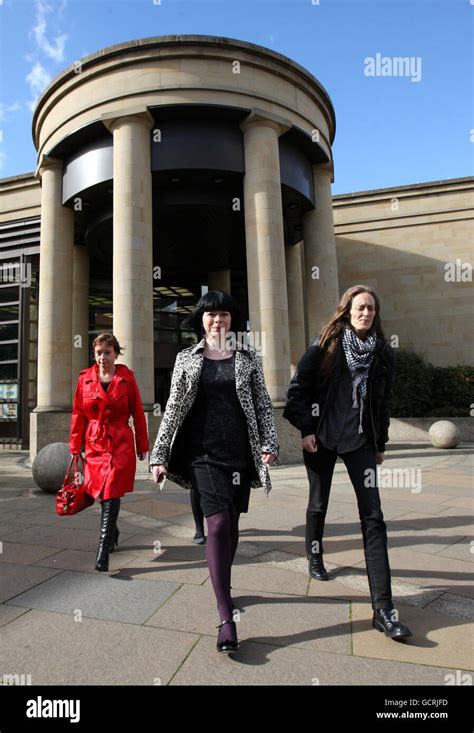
0;0;472;193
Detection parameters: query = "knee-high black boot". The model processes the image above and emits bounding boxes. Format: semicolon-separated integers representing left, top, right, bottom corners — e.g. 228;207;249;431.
108;523;120;553
95;498;121;572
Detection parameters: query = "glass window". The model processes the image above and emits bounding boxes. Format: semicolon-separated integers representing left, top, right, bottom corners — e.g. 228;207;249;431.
0;304;19;321
0;363;17;380
0;323;19;341
154;330;178;344
0;286;19;303
0;343;18;360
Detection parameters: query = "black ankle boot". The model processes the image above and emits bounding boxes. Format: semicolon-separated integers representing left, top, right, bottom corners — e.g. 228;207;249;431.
192;529;206;545
308;553;328;581
373;608;412;640
95;499;121;572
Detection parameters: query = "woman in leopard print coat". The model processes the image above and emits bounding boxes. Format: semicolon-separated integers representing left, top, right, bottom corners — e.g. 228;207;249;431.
149;290;279;653
149;339;279;494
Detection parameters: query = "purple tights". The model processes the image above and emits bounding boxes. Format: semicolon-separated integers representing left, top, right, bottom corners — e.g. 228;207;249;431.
206;509;240;642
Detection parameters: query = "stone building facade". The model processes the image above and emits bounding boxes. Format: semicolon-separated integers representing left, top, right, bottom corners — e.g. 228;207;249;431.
0;36;472;455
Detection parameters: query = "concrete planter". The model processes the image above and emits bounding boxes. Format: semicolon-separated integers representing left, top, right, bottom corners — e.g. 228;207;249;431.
389;417;474;442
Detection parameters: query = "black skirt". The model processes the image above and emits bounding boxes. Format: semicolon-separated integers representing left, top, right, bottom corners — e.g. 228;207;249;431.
188;457;252;517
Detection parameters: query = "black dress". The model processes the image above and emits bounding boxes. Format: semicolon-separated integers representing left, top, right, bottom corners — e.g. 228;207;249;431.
180;354;253;517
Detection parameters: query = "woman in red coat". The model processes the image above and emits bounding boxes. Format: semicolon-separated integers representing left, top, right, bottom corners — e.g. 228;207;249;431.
69;332;149;572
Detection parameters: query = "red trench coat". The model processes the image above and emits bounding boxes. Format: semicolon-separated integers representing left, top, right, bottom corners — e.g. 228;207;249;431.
69;364;149;500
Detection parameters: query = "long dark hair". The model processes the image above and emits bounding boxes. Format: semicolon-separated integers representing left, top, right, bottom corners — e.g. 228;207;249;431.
181;290;243;339
318;285;386;384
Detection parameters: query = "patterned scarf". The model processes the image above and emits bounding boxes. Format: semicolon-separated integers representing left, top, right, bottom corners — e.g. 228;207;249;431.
341;326;377;433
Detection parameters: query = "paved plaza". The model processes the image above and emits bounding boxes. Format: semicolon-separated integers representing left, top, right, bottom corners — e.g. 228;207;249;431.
0;444;472;686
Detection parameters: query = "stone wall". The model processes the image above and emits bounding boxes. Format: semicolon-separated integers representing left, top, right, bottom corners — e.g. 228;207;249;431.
334;178;473;366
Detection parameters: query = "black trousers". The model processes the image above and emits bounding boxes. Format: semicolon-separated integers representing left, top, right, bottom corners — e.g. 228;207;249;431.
303;441;392;610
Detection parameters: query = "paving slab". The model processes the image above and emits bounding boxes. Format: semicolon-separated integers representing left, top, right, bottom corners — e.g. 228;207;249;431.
436;537;473;563
216;556;309;595
146;583;351;654
423;592;474;622
117;532;210;584
170;636;462;686
0;563;62;603
5;570;181;624
33;547;141;574
1;609;199;685
121;497;193;520
0;541;62;565
2;525;103;551
351;602;474;671
0;603;30;627
354;547;474;599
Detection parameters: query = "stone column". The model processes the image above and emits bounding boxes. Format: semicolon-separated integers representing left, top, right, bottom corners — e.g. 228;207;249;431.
240;110;291;402
72;244;90;397
285;241;306;375
303;161;339;341
208;269;231;293
35;155;74;410
299;239;309;346
102;108;154;409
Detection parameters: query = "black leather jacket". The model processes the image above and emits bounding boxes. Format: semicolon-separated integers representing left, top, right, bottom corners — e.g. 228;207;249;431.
282;333;395;453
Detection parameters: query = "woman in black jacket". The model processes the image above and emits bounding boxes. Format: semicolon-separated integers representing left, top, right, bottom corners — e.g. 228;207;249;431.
283;284;412;640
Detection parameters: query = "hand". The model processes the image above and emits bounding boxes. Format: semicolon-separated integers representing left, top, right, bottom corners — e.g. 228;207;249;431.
376;452;385;465
302;434;318;453
261;452;276;466
152;464;168;483
137;451;148;461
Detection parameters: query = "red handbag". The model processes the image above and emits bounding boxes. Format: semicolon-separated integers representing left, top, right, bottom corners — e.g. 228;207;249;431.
56;454;94;516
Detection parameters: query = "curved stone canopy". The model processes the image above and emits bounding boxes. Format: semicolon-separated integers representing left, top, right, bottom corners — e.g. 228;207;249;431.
32;35;336;163
32;36;337;254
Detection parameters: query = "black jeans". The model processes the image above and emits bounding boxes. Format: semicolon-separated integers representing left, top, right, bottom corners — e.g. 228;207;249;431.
303;440;392;610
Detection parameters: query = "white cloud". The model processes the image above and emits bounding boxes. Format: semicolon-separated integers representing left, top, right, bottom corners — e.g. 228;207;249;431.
25;1;68;109
31;0;68;63
0;102;21;122
26;62;51;110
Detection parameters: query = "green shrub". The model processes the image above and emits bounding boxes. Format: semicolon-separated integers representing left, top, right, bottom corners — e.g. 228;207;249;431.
391;348;474;417
391;348;434;417
429;366;474;417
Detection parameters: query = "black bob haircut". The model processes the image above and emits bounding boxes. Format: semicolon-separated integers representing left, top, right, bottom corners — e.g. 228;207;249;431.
181;290;244;338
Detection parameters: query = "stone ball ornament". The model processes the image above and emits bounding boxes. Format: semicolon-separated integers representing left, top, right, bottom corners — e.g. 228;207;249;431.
428;420;461;449
32;442;73;493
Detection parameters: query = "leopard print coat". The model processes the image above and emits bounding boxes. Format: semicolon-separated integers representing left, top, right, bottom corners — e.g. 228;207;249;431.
149;337;279;495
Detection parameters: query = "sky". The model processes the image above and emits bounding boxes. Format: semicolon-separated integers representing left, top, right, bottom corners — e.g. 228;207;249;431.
0;0;472;194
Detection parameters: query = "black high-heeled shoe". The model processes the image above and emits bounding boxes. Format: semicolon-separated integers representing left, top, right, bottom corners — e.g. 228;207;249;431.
216;620;239;653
